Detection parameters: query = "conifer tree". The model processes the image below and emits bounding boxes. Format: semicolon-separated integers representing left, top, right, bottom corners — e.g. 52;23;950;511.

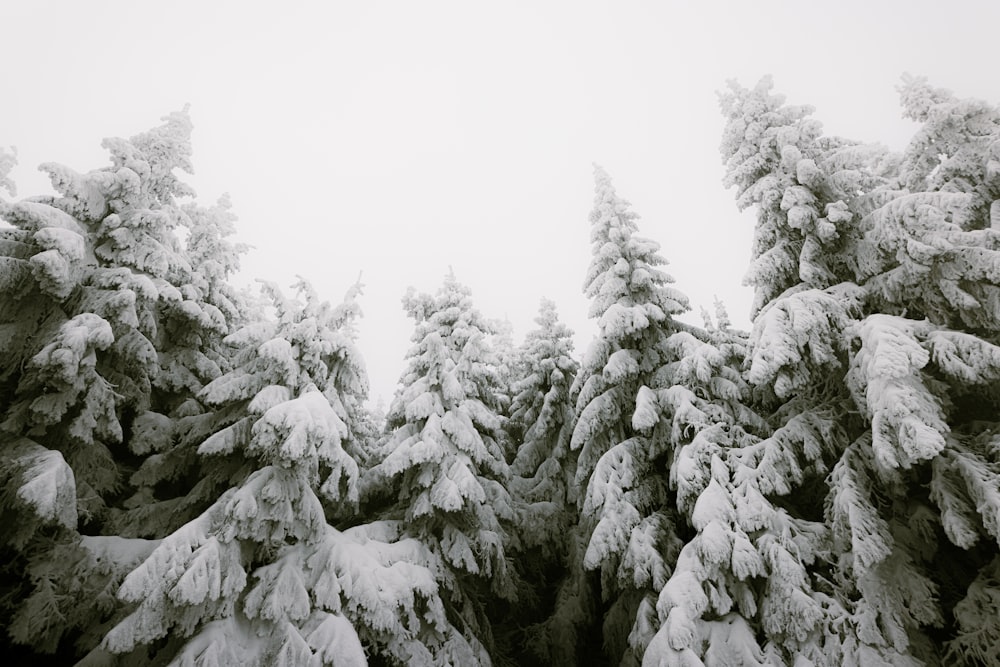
81;279;463;666
503;299;579;662
509;298;579;558
640;75;931;666
490;316;521;423
362;271;516;664
637;76;1000;666
0;110;251;660
0;108;197;538
540;166;690;665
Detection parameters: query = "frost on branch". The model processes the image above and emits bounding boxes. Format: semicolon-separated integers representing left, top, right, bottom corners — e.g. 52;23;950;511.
825;437;944;660
305;521;486;664
8;534;159;655
9;440;77;528
2;313;123;460
747;283;863;399
103;503;246;653
0;199;89;300
827;438;893;574
0;438;77;548
856;190;1000;329
245;388;357;503
583;437;682;601
947;555;1000;665
931;439;1000;549
897;75;1000;194
845;314;949;469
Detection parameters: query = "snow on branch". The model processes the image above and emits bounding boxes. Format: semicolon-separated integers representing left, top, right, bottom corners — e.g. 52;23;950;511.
846;314;949;469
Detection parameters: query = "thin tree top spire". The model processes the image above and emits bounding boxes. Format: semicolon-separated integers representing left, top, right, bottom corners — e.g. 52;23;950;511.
583;166;688;323
589;163;639;245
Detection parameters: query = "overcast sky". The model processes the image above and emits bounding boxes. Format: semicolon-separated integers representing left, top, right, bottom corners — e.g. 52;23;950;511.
4;1;999;403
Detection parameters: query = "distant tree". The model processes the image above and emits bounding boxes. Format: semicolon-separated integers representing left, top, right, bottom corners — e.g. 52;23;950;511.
490;315;521;420
362;272;516;664
508;298;579;557
500;298;579;662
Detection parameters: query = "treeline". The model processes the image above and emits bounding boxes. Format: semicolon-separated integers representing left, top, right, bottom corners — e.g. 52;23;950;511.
2;76;1000;666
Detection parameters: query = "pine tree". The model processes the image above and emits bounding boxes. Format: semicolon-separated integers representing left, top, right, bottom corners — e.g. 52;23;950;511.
79;278;453;666
502;298;579;663
509;298;579;559
0;110;251;661
540;166;690;665
362;271;515;664
648;75;1000;666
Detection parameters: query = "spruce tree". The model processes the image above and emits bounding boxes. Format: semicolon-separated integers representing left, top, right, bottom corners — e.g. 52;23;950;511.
84;279;447;666
509;298;579;559
503;298;579;663
0;110;250;661
362;271;515;664
540;166;690;665
641;75;1000;665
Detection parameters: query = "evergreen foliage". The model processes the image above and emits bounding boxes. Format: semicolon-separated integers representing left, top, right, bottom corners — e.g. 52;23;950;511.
659;74;1000;666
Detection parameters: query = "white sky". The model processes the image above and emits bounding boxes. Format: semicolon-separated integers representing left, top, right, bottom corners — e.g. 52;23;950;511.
4;1;999;403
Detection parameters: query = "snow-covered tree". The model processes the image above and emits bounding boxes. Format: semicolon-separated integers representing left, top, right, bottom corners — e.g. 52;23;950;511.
105;279;364;542
76;279;459;666
499;299;579;662
644;75;1000;666
490;315;521;422
852;76;1000;666
539;166;691;665
0;109;192;535
0;110;256;660
362;272;515;664
636;317;840;666
508;298;579;557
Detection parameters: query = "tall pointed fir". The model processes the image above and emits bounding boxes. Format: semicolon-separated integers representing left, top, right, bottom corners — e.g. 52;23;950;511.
509;298;579;557
0;110;252;661
638;76;1000;665
502;298;579;663
490;316;521;426
540;166;690;665
362;272;515;665
631;76;880;666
